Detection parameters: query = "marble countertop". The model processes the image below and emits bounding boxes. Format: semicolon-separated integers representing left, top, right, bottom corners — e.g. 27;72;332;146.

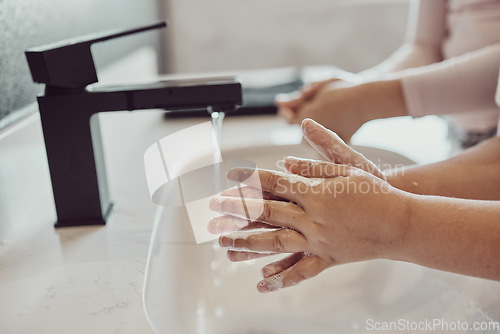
0;41;454;331
0;107;302;333
0;61;450;332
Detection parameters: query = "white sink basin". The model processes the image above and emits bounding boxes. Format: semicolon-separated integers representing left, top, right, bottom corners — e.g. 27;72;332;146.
143;142;500;334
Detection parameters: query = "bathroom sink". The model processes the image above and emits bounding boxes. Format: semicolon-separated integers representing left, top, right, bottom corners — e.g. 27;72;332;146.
142;142;500;334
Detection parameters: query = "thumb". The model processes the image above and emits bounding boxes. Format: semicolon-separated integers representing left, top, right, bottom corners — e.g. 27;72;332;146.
301;118;386;181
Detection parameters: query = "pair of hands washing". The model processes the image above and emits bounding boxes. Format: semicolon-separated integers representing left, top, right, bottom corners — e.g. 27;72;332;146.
207;118;411;293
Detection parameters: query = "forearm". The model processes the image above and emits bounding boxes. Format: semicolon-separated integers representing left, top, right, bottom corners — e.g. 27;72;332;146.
386;136;500;200
401;44;500;118
393;194;500;281
359;43;443;78
355;79;408;122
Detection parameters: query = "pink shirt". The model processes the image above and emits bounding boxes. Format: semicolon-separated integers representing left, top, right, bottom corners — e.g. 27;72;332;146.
398;0;500;131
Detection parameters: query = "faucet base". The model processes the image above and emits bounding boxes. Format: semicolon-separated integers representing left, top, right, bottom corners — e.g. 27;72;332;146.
54;203;114;228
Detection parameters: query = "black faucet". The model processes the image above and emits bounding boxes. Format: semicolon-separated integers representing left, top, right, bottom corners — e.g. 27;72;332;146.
25;22;242;228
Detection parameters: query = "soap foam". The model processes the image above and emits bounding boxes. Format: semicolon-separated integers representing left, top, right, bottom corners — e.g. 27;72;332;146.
303;119;386;180
261;273;284;291
226;228;280;240
211;196;226;204
279;172;324;187
224;228;281;254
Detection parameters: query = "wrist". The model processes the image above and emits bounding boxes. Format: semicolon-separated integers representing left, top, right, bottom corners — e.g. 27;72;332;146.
358;79;408;122
383;191;418;263
351;83;375;125
384;169;407;191
384;165;435;196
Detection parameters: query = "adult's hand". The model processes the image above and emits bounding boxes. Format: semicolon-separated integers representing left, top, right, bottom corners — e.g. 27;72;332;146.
209;165;411;293
296;118;387;180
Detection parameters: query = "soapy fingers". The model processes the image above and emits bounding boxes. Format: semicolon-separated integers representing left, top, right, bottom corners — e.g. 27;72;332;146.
207;185;287;234
209;196;310;231
207;215;273;234
227;250;279;262
283;157;359;179
226;168;311;205
261;252;305;278
219;228;308;254
257;255;328;293
219;185;285;201
301;118;386;181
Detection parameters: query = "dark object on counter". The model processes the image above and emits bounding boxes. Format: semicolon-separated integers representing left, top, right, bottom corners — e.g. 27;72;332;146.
25;22;242;228
164;78;303;118
447;121;498;149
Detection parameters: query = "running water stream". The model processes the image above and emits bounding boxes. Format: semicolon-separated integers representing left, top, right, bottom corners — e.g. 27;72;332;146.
210;109;225;148
208;107;226;194
209;106;254;224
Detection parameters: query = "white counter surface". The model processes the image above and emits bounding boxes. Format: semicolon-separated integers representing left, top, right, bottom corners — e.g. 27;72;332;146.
0;108;304;333
0;88;452;333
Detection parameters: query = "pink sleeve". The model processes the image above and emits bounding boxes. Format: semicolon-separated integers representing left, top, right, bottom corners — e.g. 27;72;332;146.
401;43;500;117
370;0;447;73
406;0;447;49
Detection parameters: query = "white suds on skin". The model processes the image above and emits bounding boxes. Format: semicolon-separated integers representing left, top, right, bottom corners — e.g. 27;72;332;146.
211;196;226;205
262;274;284;291
224;229;281;254
285;157;323;167
226;228;281;240
302;119;386;180
279;172;324;187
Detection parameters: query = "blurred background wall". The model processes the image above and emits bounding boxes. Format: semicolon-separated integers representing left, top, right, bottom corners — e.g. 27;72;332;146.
0;0;163;129
0;0;410;130
163;0;410;73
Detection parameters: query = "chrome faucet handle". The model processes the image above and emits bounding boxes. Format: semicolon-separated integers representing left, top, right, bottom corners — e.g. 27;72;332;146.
25;21;167;89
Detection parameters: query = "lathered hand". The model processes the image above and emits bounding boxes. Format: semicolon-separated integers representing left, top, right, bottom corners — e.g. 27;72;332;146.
209;164;411;293
297;118;386;180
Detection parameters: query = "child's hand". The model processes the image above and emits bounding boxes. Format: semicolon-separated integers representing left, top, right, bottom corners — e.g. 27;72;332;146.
275;78;340;122
275;81;362;141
